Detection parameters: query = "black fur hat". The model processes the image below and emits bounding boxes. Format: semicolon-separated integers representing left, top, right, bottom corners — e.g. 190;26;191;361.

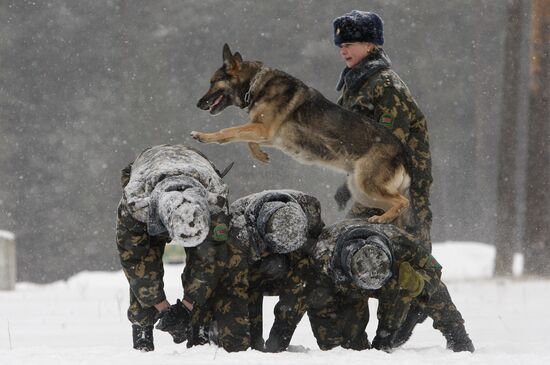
333;10;384;46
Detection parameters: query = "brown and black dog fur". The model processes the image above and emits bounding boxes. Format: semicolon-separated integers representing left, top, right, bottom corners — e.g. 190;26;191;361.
194;44;413;225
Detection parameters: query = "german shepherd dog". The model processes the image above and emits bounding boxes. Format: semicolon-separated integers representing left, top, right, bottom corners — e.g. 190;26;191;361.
194;44;412;225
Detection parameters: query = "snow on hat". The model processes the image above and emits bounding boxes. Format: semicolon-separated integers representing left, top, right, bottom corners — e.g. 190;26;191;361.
154;178;211;247
256;201;308;254
333;10;384;46
340;235;393;290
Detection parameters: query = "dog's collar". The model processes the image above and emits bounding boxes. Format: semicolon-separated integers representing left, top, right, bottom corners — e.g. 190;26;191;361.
244;67;270;106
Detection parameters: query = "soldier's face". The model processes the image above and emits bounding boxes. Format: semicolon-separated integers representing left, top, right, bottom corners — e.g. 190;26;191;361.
339;42;374;68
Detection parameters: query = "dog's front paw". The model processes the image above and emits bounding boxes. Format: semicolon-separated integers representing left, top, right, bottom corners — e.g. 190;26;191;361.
253;150;270;164
190;131;205;143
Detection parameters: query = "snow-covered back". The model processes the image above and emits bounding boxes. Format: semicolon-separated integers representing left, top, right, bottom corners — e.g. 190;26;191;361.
230;189;318;259
124;145;228;223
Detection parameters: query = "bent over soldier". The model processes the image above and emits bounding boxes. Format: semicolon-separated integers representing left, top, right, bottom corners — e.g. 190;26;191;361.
116;144;235;351
308;219;474;352
229;190;324;352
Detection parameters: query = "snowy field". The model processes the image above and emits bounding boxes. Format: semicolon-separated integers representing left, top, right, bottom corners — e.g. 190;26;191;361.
1;242;549;365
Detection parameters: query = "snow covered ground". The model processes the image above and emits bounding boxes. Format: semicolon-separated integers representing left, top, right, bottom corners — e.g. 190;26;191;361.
1;242;549;365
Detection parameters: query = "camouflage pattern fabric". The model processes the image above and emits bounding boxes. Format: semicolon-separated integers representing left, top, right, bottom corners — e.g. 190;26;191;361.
308;220;469;349
337;48;433;252
306;274;371;350
116;146;246;353
414;280;467;338
248;250;314;352
189;238;251;352
117;195;169;326
230;190;324;351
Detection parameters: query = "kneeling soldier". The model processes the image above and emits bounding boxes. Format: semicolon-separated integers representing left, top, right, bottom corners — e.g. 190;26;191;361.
308;219;474;352
116;144;233;351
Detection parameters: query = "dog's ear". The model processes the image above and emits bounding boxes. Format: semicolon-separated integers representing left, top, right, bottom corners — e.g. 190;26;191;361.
234;52;243;63
222;43;232;63
222;44;241;73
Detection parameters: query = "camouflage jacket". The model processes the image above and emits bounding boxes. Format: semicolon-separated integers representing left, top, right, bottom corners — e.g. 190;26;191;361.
230;190;324;350
337;48;433;192
309;219;442;332
117;145;231;313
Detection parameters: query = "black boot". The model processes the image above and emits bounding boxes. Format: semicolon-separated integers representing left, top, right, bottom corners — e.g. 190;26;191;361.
391;303;428;348
443;325;475;353
186;325;210;348
132;324;154;352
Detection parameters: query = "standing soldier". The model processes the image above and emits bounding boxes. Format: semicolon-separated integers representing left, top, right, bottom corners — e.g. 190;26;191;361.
332;10;433;253
308;219;474;352
116;144;235;351
331;10;436;340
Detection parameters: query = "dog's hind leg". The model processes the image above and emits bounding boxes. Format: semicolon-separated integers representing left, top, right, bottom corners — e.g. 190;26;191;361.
352;152;411;224
366;191;409;224
248;142;270;163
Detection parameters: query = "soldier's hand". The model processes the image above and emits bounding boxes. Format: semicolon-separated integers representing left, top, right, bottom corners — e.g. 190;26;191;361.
155;299;191;344
398;262;425;297
334;182;351;211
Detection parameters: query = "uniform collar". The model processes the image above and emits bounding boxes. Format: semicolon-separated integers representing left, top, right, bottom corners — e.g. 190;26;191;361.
336;48;392;92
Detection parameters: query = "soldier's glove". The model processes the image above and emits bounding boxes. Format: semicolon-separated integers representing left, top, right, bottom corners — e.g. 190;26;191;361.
334;182;351;211
398;262;425;298
155;299;191;344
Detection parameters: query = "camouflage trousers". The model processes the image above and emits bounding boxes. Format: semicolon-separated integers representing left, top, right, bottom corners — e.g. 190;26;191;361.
116;197;170;326
376;275;467;340
191;288;251;352
415;280;466;335
306;285;371;351
248;283;309;351
189;240;251;352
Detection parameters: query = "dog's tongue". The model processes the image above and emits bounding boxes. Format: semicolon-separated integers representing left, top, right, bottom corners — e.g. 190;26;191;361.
210;94;224;110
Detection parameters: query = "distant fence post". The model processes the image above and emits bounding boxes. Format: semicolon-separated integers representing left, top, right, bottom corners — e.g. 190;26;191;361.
0;231;16;290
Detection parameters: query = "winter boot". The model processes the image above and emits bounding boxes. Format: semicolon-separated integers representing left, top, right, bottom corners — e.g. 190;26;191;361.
372;328;395;352
391;302;428;348
132;324;154;352
443;325;475;353
186;325;210;348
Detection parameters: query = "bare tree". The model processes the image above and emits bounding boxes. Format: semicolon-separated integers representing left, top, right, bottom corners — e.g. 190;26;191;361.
494;0;524;276
523;0;550;276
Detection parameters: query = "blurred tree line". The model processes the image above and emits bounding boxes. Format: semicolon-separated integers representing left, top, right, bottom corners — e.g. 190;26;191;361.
0;0;547;282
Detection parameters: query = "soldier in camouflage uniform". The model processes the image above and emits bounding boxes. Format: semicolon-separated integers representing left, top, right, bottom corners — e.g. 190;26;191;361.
184;235;251;352
224;190;324;352
116;144;242;352
332;11;433;253
307;219;474;352
330;10;436;344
